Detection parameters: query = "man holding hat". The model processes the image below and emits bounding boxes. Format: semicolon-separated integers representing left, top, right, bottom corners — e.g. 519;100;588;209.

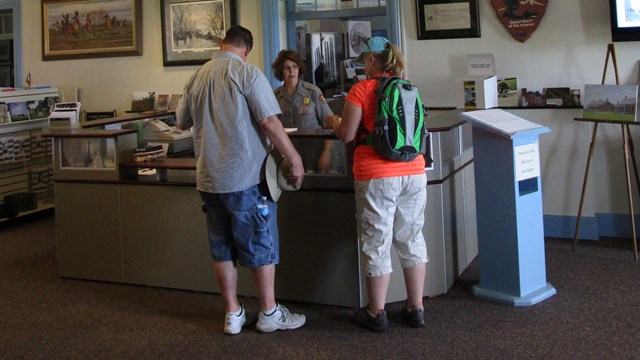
176;25;305;335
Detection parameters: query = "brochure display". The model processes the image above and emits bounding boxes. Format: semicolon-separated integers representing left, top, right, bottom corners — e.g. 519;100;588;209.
460;109;556;306
0;88;59;222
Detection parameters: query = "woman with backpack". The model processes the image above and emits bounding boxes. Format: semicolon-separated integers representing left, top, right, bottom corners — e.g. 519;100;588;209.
326;37;428;332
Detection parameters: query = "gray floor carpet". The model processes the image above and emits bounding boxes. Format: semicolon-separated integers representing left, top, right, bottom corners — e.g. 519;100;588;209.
1;214;639;359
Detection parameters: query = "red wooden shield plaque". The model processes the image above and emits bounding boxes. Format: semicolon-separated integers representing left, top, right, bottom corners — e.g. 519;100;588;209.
491;0;548;42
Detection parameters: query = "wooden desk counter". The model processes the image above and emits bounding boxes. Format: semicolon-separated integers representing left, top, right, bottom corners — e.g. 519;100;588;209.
120;158;196;170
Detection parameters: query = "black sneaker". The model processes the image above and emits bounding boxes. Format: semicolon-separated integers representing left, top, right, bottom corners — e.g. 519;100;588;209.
354;307;389;332
401;305;425;328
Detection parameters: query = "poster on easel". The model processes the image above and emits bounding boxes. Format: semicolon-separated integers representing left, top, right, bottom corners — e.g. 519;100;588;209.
582;84;639;122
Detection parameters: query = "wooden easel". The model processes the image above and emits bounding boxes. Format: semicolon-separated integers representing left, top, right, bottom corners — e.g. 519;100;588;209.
573;43;640;262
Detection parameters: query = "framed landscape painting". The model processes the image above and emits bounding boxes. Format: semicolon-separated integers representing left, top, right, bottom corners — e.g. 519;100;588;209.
42;0;142;61
161;0;237;66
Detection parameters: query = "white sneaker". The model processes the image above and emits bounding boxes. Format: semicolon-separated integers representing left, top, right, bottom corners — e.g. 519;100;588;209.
224;305;246;335
256;304;306;333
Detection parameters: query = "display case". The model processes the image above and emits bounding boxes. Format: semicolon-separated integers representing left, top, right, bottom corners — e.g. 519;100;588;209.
43;127;139;283
44;128;137;181
0;88;59;222
289;128;353;190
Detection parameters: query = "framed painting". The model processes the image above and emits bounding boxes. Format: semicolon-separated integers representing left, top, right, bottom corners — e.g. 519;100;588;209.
41;0;142;61
415;0;480;40
161;0;237;66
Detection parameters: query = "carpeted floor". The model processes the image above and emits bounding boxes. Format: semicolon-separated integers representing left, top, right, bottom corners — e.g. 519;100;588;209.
1;214;639;359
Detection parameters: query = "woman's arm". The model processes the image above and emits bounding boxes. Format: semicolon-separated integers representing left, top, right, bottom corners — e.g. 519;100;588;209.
332;101;362;143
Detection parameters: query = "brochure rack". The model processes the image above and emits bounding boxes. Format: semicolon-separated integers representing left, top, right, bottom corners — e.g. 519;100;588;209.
0;88;59;222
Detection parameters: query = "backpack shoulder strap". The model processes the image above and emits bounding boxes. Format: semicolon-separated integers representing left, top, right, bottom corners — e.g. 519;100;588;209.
355;122;372;146
376;75;398;95
355;75;399;147
354;76;384;147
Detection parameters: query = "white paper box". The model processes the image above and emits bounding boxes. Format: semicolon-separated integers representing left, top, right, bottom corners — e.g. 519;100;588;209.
475;76;498;110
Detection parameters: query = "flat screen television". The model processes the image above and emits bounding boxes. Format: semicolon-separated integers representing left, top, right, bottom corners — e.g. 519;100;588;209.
610;0;640;42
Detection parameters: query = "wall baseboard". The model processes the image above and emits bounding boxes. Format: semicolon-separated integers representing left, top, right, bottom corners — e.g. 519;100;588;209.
544;213;640;240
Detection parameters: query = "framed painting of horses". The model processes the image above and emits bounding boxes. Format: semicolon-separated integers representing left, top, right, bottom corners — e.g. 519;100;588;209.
161;0;237;66
41;0;142;61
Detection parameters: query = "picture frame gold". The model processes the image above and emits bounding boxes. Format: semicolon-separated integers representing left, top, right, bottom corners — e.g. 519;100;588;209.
415;0;480;40
161;0;237;67
41;0;143;61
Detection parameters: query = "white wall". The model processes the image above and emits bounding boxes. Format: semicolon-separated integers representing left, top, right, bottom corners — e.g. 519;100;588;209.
21;0;264;115
20;0;640;227
400;0;640;226
24;1;640;118
402;0;640;107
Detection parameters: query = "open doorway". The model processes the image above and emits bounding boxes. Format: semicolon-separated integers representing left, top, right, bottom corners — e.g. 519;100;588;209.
0;9;14;87
0;1;20;88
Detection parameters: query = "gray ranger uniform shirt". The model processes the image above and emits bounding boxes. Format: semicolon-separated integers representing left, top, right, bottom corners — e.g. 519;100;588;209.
274;81;333;172
274;80;332;130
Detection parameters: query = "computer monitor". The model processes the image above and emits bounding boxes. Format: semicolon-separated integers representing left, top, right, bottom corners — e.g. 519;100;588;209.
609;0;640;42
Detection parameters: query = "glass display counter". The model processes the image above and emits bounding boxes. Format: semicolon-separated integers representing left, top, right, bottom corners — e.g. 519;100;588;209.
288;128;353;190
60;138;117;169
44;128;137;181
44;127;214;288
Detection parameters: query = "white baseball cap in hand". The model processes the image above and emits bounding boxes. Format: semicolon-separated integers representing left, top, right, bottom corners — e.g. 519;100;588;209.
265;149;301;202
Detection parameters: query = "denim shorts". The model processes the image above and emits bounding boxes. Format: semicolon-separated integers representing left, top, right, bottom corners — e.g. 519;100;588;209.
199;182;279;267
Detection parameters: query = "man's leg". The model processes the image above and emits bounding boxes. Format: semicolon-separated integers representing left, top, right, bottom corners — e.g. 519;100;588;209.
254;263;306;332
250;264;276;312
213;261;240;313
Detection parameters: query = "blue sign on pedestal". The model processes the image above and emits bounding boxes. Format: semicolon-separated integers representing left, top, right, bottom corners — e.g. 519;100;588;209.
460;109;556;306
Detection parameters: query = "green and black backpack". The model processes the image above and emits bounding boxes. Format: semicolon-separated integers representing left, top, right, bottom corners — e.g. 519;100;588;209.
358;76;427;162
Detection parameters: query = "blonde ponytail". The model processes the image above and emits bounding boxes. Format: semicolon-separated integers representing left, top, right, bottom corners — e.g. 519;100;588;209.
372;43;406;77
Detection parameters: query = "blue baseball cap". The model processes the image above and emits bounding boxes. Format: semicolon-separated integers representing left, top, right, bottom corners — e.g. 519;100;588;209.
354;36;391;64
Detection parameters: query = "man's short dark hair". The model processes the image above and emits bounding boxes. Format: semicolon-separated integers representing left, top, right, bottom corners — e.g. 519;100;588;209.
222;25;253;50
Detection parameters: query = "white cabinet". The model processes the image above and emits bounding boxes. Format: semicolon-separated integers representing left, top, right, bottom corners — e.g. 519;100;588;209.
0;88;59;221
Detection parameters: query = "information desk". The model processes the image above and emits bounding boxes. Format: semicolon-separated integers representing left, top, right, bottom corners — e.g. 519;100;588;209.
47;111;476;307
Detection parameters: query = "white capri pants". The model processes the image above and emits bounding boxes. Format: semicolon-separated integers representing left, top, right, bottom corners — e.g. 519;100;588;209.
354;173;428;277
